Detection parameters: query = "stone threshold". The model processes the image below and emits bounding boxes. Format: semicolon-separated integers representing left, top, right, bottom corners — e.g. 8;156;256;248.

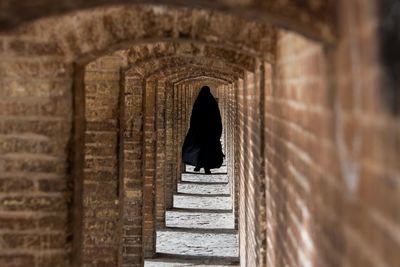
158;227;237;234
175;193;231;197
168;208;233;213
146;253;239;265
178;181;229;185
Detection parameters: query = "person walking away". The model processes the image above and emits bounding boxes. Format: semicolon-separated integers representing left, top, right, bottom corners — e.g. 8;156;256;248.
182;86;224;174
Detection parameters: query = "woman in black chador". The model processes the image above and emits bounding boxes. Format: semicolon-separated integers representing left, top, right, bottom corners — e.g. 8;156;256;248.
182;86;224;174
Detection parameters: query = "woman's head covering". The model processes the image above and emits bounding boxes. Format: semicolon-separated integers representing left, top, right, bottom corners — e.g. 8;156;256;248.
198;86;211;97
201;86;211;93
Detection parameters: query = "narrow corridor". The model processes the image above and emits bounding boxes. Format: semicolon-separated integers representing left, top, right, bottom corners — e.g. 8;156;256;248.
145;154;239;266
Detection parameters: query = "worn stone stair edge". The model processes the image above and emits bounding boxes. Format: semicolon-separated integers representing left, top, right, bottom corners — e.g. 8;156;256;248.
150;253;238;262
182;173;228;176
174;198;232;210
180;175;229;183
144;262;238;267
165;226;235;231
184;172;228;176
156;228;237;234
146;253;239;265
185;169;228;174
178;186;230;196
174;193;231;197
156;233;239;257
178;181;229;185
165;212;234;230
167;208;233;213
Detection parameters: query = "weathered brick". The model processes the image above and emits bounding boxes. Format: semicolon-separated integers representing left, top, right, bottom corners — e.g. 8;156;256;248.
38;215;68;231
34;252;69;267
1;195;67;212
1;233;66;249
0;216;36;230
8;39;65;57
0;178;34;192
0;120;71;136
0;254;34;267
38;178;68;192
2;156;67;174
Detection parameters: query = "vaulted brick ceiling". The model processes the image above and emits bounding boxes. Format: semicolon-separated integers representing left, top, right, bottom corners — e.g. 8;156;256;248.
0;0;335;42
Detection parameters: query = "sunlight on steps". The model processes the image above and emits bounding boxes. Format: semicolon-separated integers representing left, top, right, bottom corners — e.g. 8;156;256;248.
144;161;239;267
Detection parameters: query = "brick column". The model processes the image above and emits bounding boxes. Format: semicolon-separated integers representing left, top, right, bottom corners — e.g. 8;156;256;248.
142;79;156;258
243;71;256;266
172;86;179;184
263;62;275;267
82;55;123;267
164;82;175;209
155;79;167;228
236;78;247;266
121;75;144;266
0;58;73;267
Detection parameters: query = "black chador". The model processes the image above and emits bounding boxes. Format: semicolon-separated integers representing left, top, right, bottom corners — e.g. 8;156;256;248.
182;86;224;174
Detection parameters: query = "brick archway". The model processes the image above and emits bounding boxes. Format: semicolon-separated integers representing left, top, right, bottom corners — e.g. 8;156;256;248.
121;60;240;262
79;49;243;265
0;2;396;267
4;6;276;62
0;1;335;42
123;41;265;70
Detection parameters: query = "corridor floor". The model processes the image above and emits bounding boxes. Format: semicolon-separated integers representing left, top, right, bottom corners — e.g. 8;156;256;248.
144;160;239;266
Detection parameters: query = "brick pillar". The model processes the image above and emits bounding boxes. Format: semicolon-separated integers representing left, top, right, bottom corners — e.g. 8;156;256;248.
172;86;179;184
243;71;256;266
155;79;166;228
237;78;247;267
164;82;175;209
182;85;187;141
266;30;331;267
0;58;73;267
250;61;266;266
258;62;270;267
226;83;237;228
177;85;183;175
181;85;187;165
142;79;156;258
264;62;275;267
82;55;123;267
121;75;144;266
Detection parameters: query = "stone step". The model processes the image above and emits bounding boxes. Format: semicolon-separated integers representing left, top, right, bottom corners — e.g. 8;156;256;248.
144;257;239;267
178;182;230;195
185;165;228;173
173;194;232;210
181;173;229;183
165;209;234;229
155;229;239;257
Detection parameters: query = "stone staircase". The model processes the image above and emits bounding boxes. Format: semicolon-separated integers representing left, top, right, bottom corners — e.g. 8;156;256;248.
144;163;239;266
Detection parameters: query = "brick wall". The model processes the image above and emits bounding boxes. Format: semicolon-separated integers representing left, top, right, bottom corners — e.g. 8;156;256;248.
121;74;144;266
225;83;238;229
236;78;247;266
155;79;167;228
0;39;73;266
82;55;124;267
261;2;400;265
236;67;266;266
164;82;175;210
332;1;400;266
142;79;157;258
263;30;330;267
